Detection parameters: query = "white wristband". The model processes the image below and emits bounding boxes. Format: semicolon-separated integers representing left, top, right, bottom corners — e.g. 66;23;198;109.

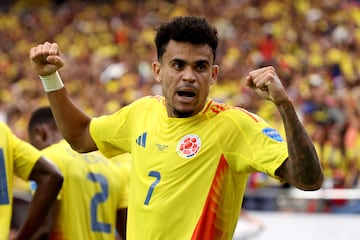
39;71;64;92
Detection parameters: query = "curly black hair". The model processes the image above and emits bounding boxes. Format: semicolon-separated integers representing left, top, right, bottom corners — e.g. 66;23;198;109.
155;16;218;61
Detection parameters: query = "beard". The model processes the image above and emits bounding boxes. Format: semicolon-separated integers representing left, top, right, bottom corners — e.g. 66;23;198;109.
173;108;194;118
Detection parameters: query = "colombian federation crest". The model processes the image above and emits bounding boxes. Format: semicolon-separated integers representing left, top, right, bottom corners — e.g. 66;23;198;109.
176;134;201;159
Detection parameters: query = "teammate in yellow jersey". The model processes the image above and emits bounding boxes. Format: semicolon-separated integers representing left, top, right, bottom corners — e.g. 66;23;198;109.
30;16;323;240
27;107;129;240
0;122;63;240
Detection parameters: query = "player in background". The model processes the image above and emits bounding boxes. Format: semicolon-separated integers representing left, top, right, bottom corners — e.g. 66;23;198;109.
27;106;129;240
0;122;63;240
29;16;323;239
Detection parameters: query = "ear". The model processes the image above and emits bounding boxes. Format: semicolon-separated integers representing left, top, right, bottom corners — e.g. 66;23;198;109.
152;61;162;83
29;125;48;149
34;125;47;142
211;64;219;85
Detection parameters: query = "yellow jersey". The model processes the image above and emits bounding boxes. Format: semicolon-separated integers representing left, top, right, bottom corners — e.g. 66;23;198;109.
40;140;129;240
90;96;288;240
0;122;41;239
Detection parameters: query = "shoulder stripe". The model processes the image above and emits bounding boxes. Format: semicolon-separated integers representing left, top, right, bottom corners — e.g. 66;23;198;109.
202;100;213;114
238;108;259;122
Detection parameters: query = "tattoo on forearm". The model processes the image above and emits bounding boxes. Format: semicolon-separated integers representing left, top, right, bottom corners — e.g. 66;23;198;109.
278;101;322;188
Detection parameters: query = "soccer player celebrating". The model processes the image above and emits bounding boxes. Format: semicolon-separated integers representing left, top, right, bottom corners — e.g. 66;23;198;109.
29;16;323;239
0;122;63;240
27;106;129;240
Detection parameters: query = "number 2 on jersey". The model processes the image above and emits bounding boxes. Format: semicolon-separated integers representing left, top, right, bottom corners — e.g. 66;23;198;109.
87;173;111;233
144;170;161;205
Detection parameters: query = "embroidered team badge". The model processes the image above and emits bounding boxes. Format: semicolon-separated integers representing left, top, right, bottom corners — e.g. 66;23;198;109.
262;127;284;142
176;134;201;159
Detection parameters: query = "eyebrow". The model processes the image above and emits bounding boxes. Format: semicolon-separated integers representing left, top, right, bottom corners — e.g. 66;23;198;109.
170;58;211;65
195;60;211;66
170;58;186;64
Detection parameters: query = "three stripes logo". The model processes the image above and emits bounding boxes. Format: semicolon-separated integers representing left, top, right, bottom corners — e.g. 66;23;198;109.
136;132;147;147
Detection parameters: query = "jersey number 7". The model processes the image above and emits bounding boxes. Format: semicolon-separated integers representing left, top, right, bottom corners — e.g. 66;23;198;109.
144;170;161;205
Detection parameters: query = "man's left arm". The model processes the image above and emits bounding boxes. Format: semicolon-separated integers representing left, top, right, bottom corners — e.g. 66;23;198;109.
14;157;63;240
274;99;323;190
246;66;323;190
116;208;127;240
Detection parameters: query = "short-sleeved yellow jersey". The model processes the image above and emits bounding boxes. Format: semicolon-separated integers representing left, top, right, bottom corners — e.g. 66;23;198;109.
0;122;41;239
40;140;129;240
90;96;288;240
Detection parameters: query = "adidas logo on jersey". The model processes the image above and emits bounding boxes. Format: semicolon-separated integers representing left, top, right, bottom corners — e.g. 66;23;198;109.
136;132;147;147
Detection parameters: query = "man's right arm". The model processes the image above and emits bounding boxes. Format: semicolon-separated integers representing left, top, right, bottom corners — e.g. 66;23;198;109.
29;42;97;153
46;88;97;152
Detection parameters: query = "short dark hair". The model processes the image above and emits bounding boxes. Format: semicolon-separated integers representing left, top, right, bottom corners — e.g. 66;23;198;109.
28;106;56;137
155;16;219;61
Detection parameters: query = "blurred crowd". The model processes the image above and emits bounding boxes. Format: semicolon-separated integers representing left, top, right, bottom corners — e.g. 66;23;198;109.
2;0;360;198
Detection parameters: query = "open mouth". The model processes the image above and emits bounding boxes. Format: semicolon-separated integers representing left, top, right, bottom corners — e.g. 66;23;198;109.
177;91;196;97
176;90;196;103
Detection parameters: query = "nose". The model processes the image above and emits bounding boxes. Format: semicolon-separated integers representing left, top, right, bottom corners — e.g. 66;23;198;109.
182;66;196;82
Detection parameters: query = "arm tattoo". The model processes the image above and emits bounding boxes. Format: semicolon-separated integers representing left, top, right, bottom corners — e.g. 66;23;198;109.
276;100;323;190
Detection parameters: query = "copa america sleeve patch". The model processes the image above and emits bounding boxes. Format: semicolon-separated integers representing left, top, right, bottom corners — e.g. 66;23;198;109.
262;128;284;142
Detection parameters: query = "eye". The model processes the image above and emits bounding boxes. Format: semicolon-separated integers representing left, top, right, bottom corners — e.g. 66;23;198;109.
196;62;208;72
172;61;185;70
